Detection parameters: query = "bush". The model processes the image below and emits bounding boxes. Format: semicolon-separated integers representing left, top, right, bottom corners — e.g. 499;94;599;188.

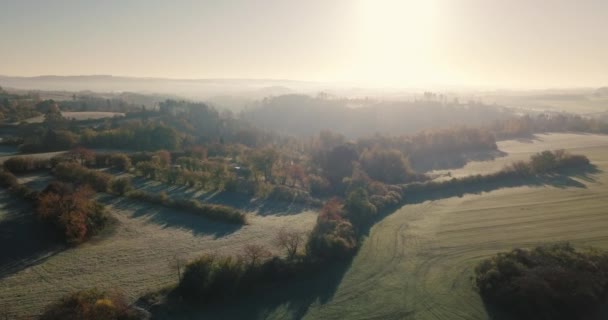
268;185;312;204
110;177;133;195
37;183;110;244
475;243;608;320
0;170;18;188
307;198;358;260
177;253;308;303
40;288;145;320
54;162;113;192
308;174;331;197
3;156;50;173
110;153;132;171
126;191;246;224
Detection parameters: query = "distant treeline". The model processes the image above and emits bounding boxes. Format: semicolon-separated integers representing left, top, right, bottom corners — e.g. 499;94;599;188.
241;94;513;138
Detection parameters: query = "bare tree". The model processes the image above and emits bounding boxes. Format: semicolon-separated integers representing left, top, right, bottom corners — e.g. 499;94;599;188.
241;244;272;267
171;254;187;282
274;228;304;260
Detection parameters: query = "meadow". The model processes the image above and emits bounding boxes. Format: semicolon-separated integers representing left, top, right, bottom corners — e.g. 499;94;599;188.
164;133;608;320
298;133;608;320
1;133;608;319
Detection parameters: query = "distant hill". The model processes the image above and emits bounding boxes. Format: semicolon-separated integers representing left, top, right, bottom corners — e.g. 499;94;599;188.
0;75;312;100
595;87;608;97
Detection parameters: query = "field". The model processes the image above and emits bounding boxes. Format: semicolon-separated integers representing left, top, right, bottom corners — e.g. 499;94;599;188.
298;133;608;320
1;133;608;319
171;133;608;320
0;177;318;318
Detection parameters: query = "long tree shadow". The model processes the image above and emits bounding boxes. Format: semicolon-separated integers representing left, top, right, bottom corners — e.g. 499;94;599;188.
97;194;242;238
480;296;608;320
405;165;600;206
144;165;601;320
0;192;64;281
145;257;353;320
130;176;317;217
411;149;508;172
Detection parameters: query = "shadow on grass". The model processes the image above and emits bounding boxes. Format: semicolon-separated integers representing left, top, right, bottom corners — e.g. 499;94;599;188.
97;194;242;238
130;176;316;217
480;297;608;320
406;164;601;205
0;192;64;281
142;164;601;319
411;149;508;172
145;258;352;320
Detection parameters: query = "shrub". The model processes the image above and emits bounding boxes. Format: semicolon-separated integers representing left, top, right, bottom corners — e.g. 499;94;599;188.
37;183;109;244
475;243;608;320
0;170;18;188
268;185;312;204
343;188;377;227
3;156;50;173
40;288;145;320
110;177;133;195
307;198;358;259
110;153;132;171
54;162;113;192
125;191;246;224
308;175;331;197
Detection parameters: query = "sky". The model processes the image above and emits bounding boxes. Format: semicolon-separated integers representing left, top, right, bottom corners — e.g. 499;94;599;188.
0;0;607;88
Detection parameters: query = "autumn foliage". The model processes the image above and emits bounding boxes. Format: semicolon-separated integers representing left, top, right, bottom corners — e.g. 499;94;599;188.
40;288;144;320
37;182;109;244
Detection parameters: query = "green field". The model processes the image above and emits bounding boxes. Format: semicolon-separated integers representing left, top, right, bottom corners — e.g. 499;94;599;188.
298;133;608;320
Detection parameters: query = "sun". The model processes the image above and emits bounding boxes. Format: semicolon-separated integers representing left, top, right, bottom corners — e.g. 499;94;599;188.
355;0;438;86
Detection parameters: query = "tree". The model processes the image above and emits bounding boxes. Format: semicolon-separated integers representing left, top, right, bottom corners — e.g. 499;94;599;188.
344;187;377;227
43;103;64;128
321;144;358;187
69;147;95;166
274;228;304;260
155;150;172;167
241;244;272;267
360;148;413;184
249;147;279;182
37;184;108;244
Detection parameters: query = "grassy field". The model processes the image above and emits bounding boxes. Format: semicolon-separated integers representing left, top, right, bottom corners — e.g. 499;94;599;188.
0;181;318;319
178;133;608;320
296;133;608;320
2;133;608;319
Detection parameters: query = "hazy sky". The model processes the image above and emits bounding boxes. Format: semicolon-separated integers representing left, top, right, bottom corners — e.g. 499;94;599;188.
1;0;607;88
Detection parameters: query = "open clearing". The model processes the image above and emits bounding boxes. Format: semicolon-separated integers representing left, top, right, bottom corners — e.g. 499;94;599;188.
296;133;608;320
0;184;317;318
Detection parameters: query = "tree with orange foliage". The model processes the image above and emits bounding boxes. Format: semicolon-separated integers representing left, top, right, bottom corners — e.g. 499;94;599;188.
37;183;108;244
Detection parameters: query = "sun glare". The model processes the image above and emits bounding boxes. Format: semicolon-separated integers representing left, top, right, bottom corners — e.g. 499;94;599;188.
356;0;438;85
